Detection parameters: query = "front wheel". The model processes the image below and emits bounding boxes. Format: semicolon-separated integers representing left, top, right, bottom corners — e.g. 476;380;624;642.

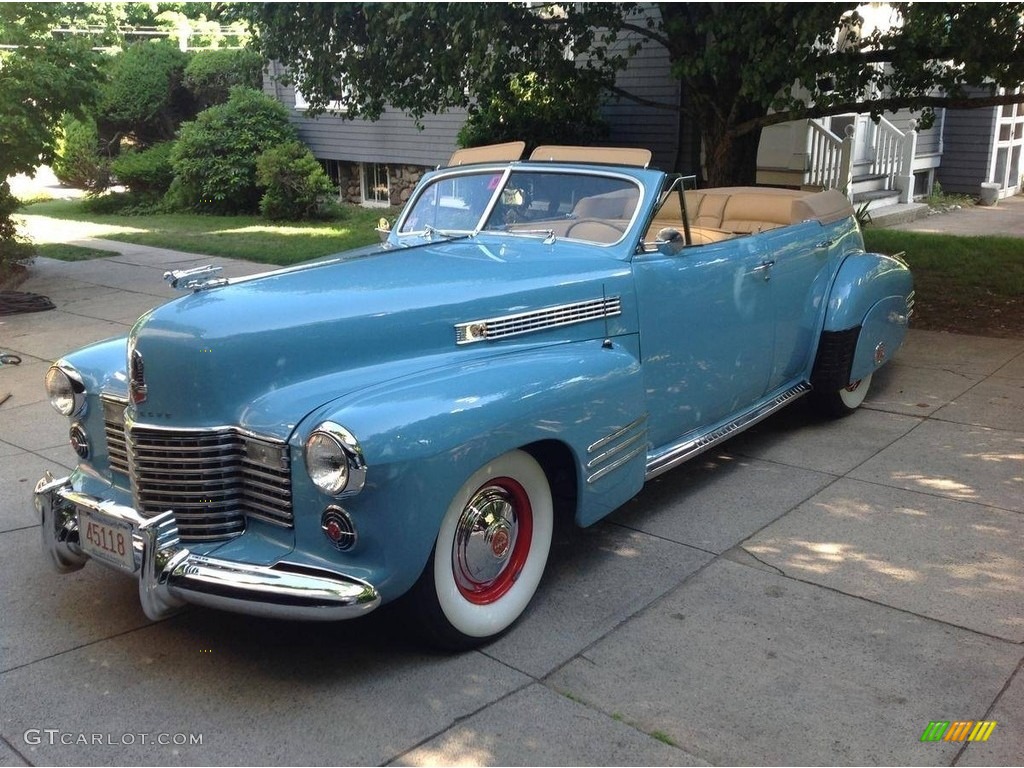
812;372;873;417
408;450;553;650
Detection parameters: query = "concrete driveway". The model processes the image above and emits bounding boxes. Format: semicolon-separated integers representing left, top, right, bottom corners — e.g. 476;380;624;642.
1;241;1022;766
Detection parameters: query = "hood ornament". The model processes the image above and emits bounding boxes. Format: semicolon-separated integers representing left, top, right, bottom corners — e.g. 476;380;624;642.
163;265;228;293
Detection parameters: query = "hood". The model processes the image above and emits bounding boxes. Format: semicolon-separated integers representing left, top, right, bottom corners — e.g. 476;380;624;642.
127;238;634;436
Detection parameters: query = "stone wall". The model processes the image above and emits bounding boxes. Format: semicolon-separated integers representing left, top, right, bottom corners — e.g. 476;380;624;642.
332;162;430;207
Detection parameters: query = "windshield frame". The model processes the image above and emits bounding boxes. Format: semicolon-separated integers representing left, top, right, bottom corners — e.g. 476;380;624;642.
394;164;647;248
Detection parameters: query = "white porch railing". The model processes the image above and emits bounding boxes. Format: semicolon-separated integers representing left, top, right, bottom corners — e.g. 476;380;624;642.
805;116;918;203
806;120;853;194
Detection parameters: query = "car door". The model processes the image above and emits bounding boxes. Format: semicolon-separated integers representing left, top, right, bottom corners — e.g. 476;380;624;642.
760;221;839;390
632;235;775;449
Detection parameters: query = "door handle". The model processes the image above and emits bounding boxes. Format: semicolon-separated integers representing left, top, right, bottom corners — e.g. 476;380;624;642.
751;260;775;281
816;238;834;249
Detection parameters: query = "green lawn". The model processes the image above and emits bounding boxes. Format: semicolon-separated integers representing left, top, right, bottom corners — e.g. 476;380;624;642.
21;199;394;266
35;243;117;261
862;229;1024;297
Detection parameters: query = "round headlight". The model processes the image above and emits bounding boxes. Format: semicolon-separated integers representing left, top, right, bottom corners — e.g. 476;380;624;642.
304;422;367;497
44;365;86;417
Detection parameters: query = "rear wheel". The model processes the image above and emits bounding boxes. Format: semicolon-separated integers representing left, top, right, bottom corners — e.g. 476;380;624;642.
812;372;873;417
409;450;553;650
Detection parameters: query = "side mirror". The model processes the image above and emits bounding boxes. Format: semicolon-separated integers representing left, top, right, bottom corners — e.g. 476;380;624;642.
375;217;392;243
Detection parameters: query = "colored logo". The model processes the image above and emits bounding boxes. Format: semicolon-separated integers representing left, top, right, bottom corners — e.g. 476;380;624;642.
920;721;996;743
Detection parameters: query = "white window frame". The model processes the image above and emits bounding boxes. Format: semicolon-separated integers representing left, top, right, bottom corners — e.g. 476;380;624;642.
360;163;391;207
293;84;349;114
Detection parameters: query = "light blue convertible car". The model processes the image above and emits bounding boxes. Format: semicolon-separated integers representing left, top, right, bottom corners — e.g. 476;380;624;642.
35;142;913;648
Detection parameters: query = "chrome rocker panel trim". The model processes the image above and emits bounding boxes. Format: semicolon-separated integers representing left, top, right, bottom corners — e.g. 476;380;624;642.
34;472;381;622
645;381;812;480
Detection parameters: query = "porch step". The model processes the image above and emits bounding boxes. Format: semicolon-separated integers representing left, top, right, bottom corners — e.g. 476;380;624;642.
868;202;930;228
851;173;888;195
852;189;900;210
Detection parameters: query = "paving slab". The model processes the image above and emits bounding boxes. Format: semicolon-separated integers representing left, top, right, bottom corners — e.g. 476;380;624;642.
0;451;61;533
0;401;74;452
727;400;921;475
36;445;77;473
0;527;153;671
932;377;1024;432
850;419;1024;513
994;351;1024;380
0;312;129;362
548;558;1021;767
956;664;1024;766
0;740;28;767
483;522;712;678
745;478;1024;642
0;610;529;766
865;359;984;418
395;683;707;767
894;330;1024;377
0;359;50;410
609;452;833;554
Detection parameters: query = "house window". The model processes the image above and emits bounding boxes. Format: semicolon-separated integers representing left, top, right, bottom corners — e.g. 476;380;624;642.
360;163;391;207
293;81;349;113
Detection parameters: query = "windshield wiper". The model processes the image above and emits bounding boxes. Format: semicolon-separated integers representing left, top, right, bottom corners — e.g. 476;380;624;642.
484;228;557;244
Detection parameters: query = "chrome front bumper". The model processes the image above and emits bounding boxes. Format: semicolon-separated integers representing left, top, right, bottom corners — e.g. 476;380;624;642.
34;472;381;622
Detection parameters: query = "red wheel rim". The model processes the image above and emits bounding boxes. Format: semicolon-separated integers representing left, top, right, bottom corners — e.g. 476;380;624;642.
452;476;533;605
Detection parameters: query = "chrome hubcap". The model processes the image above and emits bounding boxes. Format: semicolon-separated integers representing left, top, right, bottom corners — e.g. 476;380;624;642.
452;479;532;604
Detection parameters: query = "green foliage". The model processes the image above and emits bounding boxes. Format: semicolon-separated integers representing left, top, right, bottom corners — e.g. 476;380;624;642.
0;4;104;267
255;141;335;220
457;73;608;153
98;40;193;147
53;116;112;191
0;182;36;274
111;141;177;196
170;88;297;214
184;48;263;109
249;2;1024;186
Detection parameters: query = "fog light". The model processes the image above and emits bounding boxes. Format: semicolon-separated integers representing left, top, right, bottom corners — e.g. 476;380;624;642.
321;506;356;551
69;424;89;460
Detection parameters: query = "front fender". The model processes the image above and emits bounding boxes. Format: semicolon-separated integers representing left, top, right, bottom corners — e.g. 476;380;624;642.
290;338;647;601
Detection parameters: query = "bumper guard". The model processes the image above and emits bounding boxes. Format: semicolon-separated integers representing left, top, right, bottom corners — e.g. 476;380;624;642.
34;472;381;622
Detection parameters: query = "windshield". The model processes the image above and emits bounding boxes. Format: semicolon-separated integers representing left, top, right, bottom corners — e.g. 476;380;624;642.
398;169;641;245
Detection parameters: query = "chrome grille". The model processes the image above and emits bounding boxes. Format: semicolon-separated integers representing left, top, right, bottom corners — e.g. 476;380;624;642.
102;396;130;475
98;396;292;542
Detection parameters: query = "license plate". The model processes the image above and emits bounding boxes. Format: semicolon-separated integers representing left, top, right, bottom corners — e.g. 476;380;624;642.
79;508;136;572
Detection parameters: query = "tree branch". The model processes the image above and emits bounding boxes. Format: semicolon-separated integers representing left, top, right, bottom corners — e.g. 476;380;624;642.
733;91;1024;137
604;83;679;112
617;22;671;49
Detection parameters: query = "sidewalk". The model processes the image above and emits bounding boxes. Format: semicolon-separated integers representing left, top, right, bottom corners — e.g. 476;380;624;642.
0;209;1022;765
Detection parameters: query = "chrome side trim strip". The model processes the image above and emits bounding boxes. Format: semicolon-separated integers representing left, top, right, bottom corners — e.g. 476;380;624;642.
456;296;621;344
645;381;811;480
586;415;648;484
587;414;647;454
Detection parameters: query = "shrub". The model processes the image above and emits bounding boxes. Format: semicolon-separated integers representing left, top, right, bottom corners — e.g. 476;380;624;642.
0;182;35;275
256;141;335;220
110;141;176;196
52;116;111;191
184;49;264;110
98;40;193;146
170;87;297;214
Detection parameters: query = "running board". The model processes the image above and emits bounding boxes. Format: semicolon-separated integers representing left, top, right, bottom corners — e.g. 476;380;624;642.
645;381;811;480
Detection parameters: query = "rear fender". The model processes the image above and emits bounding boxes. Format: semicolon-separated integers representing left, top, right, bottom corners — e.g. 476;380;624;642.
817;252;913;386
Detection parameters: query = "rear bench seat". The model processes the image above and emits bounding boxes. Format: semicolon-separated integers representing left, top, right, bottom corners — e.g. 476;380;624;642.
646;187;853;245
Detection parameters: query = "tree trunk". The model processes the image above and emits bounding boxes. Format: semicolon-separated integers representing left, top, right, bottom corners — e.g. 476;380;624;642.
701;120;763;188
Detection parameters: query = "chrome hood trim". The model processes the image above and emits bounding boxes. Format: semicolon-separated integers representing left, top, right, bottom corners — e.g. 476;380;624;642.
455;296;622;345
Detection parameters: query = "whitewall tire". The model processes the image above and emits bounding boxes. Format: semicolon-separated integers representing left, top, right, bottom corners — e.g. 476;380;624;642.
409;449;553;649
